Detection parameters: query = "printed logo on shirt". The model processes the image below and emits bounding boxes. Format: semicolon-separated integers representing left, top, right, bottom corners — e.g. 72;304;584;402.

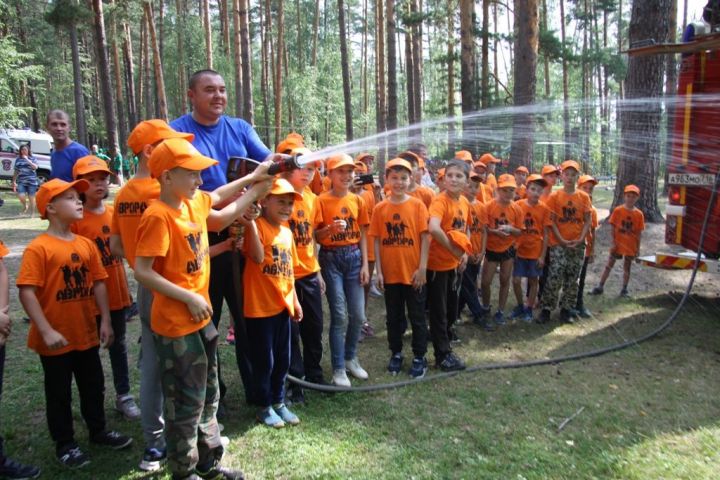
57;257;94;302
93;235;118;267
469;211;482;235
263;244;294;277
116;201;148;216
493;212;509;229
620;217;634;234
330;213;360;242
289;210;313;246
185;232;208;274
559;201;580;224
382;213;414;246
451;210;466;230
523;212;540;235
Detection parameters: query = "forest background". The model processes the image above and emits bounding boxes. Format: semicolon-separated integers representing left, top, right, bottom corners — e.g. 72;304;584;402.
0;0;709;220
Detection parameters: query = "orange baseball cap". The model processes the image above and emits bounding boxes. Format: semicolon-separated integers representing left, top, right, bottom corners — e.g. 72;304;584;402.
526;173;548;187
541;165;559;176
72;155;113;179
447;230;473;256
36;178;90;219
560;160;581;172
354;152;375;163
276;132;305;154
268;178;302;201
354;161;368;173
148;138;218;178
437;168;446;180
385;158;413;173
624;184;640;195
326;153;355;171
515;166;530;174
472;161;487;171
578;175;598;186
127;119;194;155
479;153;501;165
454;150;473;162
469;171;482;182
497;173;517;189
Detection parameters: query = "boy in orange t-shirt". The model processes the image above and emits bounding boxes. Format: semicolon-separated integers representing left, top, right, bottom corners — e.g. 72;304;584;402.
427;160;471;371
370;159;430;378
397;151;435;208
480;174;523;326
17;179;132;468
457;172;490;329
574;175;599;318
133;138;272;479
71;156;138;421
539;160;592;324
472;161;494;203
514;166;529;200
313;154;371;387
242;179;303;428
591;185;645;298
511;175;551;323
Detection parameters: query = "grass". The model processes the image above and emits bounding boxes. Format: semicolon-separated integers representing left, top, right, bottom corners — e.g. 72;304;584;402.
1;187;719;479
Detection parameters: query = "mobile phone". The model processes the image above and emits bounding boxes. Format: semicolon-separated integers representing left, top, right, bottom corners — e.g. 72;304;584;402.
227;156;261;182
356;173;375;185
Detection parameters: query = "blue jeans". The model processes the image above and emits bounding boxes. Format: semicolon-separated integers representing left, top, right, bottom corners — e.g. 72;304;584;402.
97;308;130;396
319;245;366;371
245;311;291;407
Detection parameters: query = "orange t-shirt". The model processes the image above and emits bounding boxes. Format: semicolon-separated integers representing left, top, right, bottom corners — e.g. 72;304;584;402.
610;205;645;256
17;234;108;356
135;192;212;338
486;173;498;191
287;187;320;279
485;199;523;253
361;189;377;262
368;196;429;285
313;191;370;247
515;199;552;260
111;177;161;269
545;189;593;246
427;191;471;271
71;206;131;311
408;185;434;209
515;184;527;201
310;170;324;195
468;201;487;255
243;217;297;318
0;239;8;257
585;206;599;257
322;175;331;192
475;183;494;204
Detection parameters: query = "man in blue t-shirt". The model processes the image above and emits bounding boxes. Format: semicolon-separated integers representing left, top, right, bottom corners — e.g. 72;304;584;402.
170;69;274;413
47;109;90;181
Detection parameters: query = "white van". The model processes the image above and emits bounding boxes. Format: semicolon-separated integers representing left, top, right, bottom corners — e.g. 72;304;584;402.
0;133;52;184
2;128;54;156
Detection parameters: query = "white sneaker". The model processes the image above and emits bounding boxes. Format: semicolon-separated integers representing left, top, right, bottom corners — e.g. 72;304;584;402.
369;283;384;297
345;358;369;380
221;435;230;448
332;369;352;387
115;394;141;420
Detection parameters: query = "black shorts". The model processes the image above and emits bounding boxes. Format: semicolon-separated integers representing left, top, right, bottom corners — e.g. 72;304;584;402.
610;251;636;260
486;246;516;263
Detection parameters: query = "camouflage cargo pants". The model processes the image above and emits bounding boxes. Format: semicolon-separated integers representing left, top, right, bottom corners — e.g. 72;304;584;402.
541;244;585;311
154;322;223;476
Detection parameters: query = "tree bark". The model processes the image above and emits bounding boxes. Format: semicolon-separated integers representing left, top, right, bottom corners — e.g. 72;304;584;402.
386;0;397;136
560;0;570;157
481;0;490;108
612;0;669;222
274;0;285;147
404;2;416;125
239;0;254;122
69;23;88;147
221;0;231;58
176;0;187;114
311;0;320;67
376;0;386;135
411;0;422;123
362;0;369;135
138;14;146;120
122;22;138;127
338;0;353;140
89;0;119;157
110;0;126;152
232;0;244;117
460;0;477;150
260;0;270;143
203;0;213;68
144;1;168;121
447;0;455;154
509;0;538;171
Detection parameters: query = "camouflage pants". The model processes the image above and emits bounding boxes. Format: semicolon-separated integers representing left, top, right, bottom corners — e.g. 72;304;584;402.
541;244;585;311
154;322;223;476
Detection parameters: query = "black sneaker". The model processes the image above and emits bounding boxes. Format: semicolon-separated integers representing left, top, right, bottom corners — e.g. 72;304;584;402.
575;306;592;318
437;352;466;372
285;385;305;406
409;357;428;379
195;460;244;480
387;353;403;375
589;286;604;295
56;444;90;469
90;430;133;450
559;308;575;324
619;288;630;298
139;446;167;472
0;456;41;479
472;315;496;331
536;308;551;324
448;328;461;344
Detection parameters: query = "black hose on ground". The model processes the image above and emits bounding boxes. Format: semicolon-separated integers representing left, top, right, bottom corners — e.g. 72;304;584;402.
288;174;719;393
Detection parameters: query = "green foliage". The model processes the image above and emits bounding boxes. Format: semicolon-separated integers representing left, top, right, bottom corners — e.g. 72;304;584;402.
0;36;43;128
44;0;91;28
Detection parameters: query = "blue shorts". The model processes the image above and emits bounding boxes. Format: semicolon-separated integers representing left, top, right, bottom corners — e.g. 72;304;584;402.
513;257;542;278
16;183;38;195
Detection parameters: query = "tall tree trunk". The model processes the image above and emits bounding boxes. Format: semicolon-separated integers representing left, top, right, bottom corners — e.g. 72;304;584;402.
232;0;244;117
338;0;353;140
405;3;416;125
481;0;490;108
89;0;119;157
203;0;213;68
221;0;231;57
617;0;624;98
386;0;398;154
176;0;188;114
110;0;126;152
260;0;270;143
239;0;254;122
274;0;285;147
362;0;369;135
493;1;499;99
69;24;88;147
447;0;455;153
311;0;320;67
411;0;422;123
295;0;303;70
145;1;168;120
158;0;165;66
560;0;570;157
613;0;669;222
541;0;550;98
122;22;138;127
376;0;386;134
460;0;477;150
600;6;609;175
663;0;678;195
143;10;153;120
509;0;538;170
138;15;147;120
